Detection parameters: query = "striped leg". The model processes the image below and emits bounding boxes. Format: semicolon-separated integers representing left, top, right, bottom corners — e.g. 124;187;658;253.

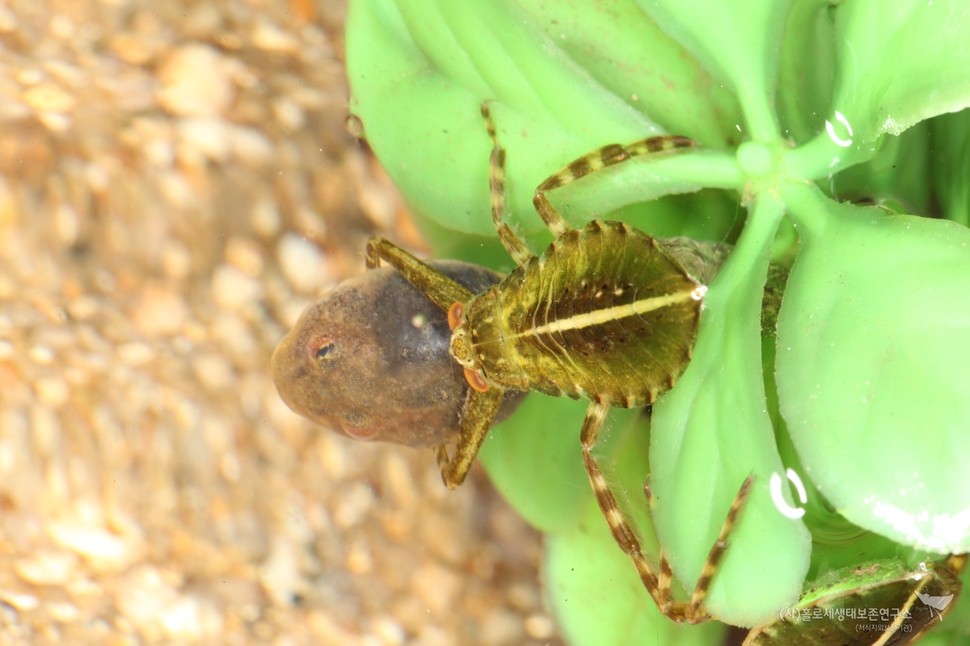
533;135;697;239
580;400;673;614
365;237;473;312
641;481;675;610
580;398;753;624
945;553;969;576
480;104;533;267
436;385;505;489
683;475;754;619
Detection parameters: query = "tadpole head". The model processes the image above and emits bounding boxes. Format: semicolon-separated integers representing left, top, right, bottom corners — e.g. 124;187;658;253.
271;262;525;447
271;267;467;446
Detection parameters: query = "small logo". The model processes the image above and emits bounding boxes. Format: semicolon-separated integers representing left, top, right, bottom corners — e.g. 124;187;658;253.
916;591;954;620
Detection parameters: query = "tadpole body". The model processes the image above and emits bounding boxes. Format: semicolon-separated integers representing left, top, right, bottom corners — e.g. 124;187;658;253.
272;260;525;446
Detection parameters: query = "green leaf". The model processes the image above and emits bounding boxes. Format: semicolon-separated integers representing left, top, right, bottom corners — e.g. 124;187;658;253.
939;565;970;635
830;121;933;216
792;0;970;179
920;632;970;646
514;0;743;148
544;413;726;646
931;109;970;227
545;502;725;646
650;195;811;627
478;396;599;534
832;0;970;143
777;184;970;553
346;1;970;641
776;0;837;145
764;339;916;583
346;0;733;238
635;0;792;141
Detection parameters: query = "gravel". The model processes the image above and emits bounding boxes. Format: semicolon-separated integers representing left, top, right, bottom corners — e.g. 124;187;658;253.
0;1;562;644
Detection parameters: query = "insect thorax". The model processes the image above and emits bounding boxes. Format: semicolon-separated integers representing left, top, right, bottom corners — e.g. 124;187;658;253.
464;287;530;391
468;221;704;406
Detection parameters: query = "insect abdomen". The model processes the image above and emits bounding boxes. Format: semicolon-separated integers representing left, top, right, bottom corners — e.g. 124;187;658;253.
492;220;703;407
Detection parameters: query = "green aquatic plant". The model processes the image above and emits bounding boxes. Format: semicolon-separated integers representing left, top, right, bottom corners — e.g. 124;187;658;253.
346;0;970;643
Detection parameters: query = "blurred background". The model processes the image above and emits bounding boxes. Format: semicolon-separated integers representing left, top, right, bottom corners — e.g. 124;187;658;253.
0;1;560;644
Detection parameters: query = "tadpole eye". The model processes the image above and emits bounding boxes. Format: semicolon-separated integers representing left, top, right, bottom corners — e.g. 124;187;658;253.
310;337;336;361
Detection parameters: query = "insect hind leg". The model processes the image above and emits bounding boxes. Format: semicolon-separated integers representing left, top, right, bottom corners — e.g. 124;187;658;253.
481;103;533;267
580;398;753;624
682;475;754;619
580;400;679;617
533;135;697;239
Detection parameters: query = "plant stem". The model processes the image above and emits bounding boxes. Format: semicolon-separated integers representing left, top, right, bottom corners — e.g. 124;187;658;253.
785;130;876;181
643;150;743;190
713;191;785;294
779;181;831;240
738;80;781;144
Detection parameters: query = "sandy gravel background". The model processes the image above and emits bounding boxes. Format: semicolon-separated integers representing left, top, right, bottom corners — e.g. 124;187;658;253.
0;1;562;644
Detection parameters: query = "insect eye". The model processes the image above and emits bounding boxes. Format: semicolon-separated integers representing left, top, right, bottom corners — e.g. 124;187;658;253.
310;337;336;361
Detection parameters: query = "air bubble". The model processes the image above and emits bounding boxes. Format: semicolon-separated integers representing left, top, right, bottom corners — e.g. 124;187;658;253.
770;469;808;519
825;110;853;147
